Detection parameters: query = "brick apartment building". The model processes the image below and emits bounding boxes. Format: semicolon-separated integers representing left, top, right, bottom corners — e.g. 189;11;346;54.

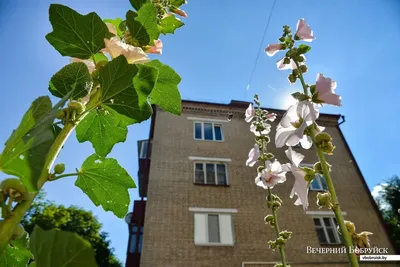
125;100;396;267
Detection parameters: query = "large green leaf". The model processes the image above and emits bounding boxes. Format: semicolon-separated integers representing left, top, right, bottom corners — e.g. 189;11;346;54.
126;3;160;46
30;227;97;267
49;62;92;100
75;154;136;218
45;4;113;59
170;0;186;7
0;97;54;191
0;232;33;267
97;55;158;122
147;60;182;115
129;0;149;11
159;15;184;35
76;106;134;157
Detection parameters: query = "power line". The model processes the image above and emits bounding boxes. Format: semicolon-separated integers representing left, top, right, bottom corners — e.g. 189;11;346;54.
245;0;278;99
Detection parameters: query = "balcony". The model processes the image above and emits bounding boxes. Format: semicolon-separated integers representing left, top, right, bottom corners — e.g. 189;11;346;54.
137;140;151;198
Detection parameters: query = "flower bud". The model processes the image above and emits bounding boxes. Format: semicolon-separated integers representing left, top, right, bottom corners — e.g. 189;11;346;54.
310;85;316;95
56;110;65;120
276;236;286;245
54;163;65;174
0;178;27;198
354;231;373;248
272;201;281;209
68;101;85;115
279;37;285;42
299;65;308;73
292;69;299;76
279;230;292;240
344;220;356;235
257;166;265;173
266;153;274;159
300;167;315;183
316;192;331;209
315;132;332;143
288;74;297;84
283;57;291;64
313;162;323;174
268;240;277;250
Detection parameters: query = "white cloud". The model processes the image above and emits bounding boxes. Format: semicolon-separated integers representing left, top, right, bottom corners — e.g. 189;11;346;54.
371;183;389;210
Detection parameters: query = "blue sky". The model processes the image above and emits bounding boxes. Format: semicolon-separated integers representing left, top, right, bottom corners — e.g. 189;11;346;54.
1;0;399;263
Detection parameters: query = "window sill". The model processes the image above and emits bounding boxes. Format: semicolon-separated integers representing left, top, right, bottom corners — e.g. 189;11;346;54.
194;138;225;142
195;243;234;247
194;183;230;187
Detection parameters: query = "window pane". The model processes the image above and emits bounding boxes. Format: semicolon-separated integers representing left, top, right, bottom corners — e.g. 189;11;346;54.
316;227;328;244
217;164;227;185
323;218;333;227
326;228;338;244
313;218;321;226
132;226;138;233
138;234;143;252
208;215;220;243
195;123;202;139
139;141;148;159
204;123;213;140
320;175;328;190
310;178;320;190
129;234;137;253
195;163;204;184
206;164;216;184
214;125;222;141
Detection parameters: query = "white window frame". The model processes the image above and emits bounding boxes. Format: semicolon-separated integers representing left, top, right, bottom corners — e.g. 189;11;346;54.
193;121;224;142
311;216;342;245
139;140;148;159
193;162;229;185
189;208;236;246
300;163;327;191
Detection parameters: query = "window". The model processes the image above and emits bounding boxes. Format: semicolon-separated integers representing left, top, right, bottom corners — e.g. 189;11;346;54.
129;225;144;253
192;212;235;246
313;217;342;244
138;140;151;159
310;174;328;191
300;164;328;191
194;122;223;141
194;162;228;185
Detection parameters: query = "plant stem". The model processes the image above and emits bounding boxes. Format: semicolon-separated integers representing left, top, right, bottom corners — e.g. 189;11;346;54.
51;172;80;181
295;61;359;267
0;122;76;251
268;187;288;267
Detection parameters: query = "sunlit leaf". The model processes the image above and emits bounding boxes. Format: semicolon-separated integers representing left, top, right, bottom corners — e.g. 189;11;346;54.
159;15;184;35
0;232;33;267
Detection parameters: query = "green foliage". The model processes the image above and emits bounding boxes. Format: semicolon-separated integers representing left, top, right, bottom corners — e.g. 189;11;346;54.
21;193;122;267
76;106;134;157
30;227;97;267
103;18;125;38
129;0;149;11
96;55;157;121
126;3;160;47
297;44;311;54
0;232;33;267
45;4;113;59
291;92;309;101
170;0;186;7
159;15;184;35
0;97;54;191
49;62;92;99
147;60;182;115
76;154;136;218
375;175;400;251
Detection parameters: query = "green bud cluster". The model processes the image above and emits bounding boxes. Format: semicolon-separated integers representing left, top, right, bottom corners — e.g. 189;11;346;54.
264;214;275;227
267;194;283;210
313;161;332;174
315;133;335;155
299;166;315;183
316;192;331;209
279;230;292;240
0;178;28;203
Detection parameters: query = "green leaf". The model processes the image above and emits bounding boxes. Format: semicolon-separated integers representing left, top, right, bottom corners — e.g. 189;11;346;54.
0;232;33;267
103;18;125;38
297;44;311;55
97;55;158;122
30;263;37;267
291;92;309;101
76;106;134;157
170;0;186;7
159;15;184;35
126;3;160;46
91;53;109;65
45;4;113;59
76;154;136;217
147;60;182;115
0;97;54;191
49;62;92;100
30;227;97;267
129;0;149;11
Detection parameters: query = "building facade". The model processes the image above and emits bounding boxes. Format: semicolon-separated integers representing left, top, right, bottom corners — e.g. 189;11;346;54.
125;100;396;267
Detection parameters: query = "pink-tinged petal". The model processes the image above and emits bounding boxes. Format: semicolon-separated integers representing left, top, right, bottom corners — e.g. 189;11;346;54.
280;105;298;128
315;73;342;106
146;39;163;54
296;19;315;42
290;167;309;209
266;113;277;122
270;160;282;173
275;125;301;148
276;56;305;70
70;58;96;74
245;103;255;122
285;147;304;167
170;7;188;17
105;22;118;37
265;44;282;57
104;37;150;64
246;144;260;167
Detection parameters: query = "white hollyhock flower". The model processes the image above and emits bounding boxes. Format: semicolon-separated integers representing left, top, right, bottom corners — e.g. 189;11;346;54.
70;58;96;73
275;101;319;148
246;144;260;167
276;55;306;70
103;23;150;64
255;160;287;189
284;147;309;210
250;122;271;136
296;18;315;42
245;103;255;122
